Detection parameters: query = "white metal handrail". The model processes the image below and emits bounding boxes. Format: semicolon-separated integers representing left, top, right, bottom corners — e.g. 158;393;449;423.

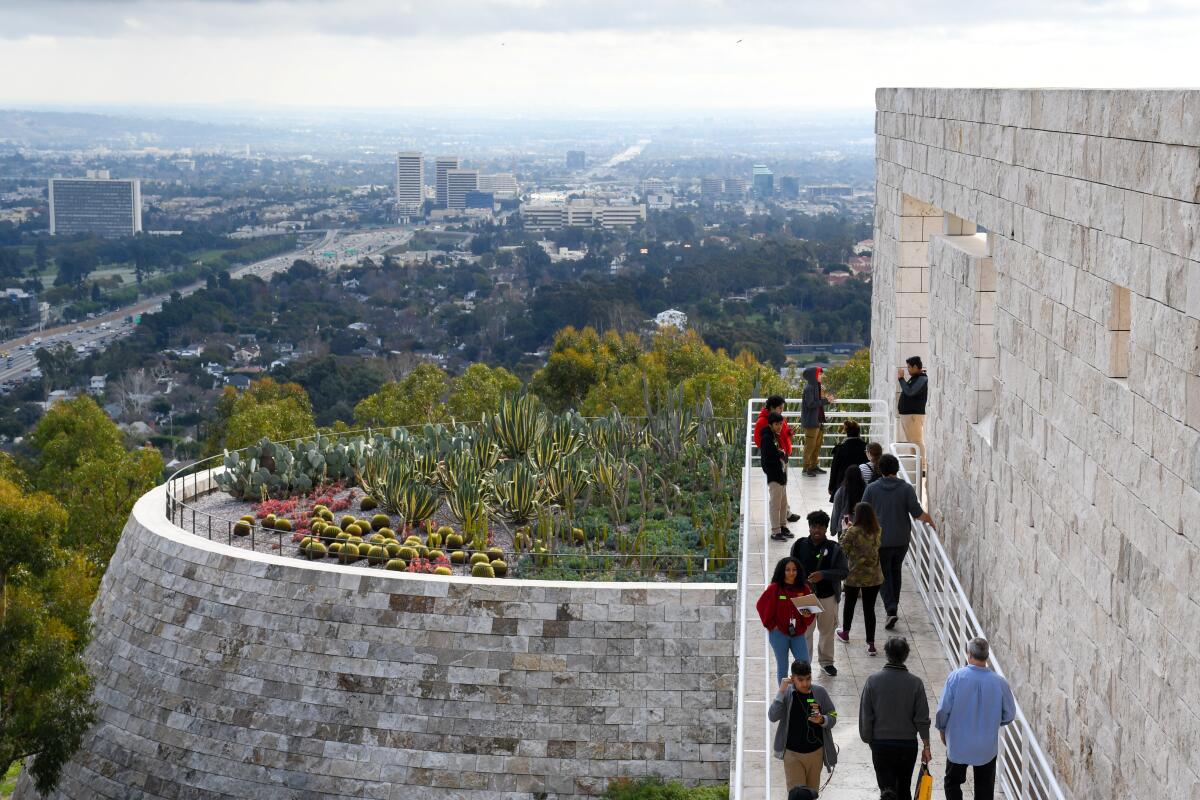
891;444;1066;800
731;399;754;799
748;398;889;470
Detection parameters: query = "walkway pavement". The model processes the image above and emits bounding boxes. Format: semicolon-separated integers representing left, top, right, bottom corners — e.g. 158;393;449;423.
739;467;961;800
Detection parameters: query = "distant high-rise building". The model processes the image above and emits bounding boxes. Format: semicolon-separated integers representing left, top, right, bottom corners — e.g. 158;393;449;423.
49;176;142;238
395;152;424;216
521;201;645;231
723;177;748;197
752;165;774;197
435;156;460;207
779;176;801;199
642;178;667;195
807;185;853;200
701;177;725;199
464;191;495;210
446;169;479;210
478;173;520;198
566;150;586;170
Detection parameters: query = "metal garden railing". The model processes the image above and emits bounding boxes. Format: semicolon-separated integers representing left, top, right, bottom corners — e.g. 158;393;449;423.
747;397;890;469
163;424;744;579
891;443;1066;800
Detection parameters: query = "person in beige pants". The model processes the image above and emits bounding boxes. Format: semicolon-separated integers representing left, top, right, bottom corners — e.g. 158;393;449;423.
790;510;850;677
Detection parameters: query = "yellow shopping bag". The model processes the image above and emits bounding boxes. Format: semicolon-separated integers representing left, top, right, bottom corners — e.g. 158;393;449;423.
915;764;934;800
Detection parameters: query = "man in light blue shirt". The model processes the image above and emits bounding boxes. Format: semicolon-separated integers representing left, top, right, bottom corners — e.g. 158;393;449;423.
935;637;1016;800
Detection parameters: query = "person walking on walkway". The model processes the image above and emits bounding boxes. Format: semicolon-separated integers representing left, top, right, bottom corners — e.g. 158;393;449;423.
859;636;932;800
831;463;868;537
897;356;928;468
827;419;867;500
769;659;839;794
760;412;792;542
756;556;815;683
755;396;802;531
860;441;884;484
936;637;1016;800
790;510;848;677
862;454;935;631
800;366;834;476
837;502;885;656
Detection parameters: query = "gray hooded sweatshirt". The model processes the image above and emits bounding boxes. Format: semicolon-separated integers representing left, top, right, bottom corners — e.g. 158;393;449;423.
799;366;828;428
861;476;924;548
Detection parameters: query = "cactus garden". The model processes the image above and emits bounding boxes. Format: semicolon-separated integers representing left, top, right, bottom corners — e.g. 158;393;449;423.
187;392;742;581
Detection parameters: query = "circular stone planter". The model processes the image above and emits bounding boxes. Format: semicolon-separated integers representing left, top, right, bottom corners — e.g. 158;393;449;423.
16;484;736;800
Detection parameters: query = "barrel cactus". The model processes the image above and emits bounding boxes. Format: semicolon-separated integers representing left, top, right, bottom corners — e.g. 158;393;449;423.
471;563;496;578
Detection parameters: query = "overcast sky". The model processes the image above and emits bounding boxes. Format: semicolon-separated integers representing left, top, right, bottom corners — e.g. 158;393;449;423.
2;0;1200;114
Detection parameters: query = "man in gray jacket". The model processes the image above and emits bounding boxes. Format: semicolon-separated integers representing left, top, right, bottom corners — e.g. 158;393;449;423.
859;637;931;800
861;454;936;631
769;660;838;793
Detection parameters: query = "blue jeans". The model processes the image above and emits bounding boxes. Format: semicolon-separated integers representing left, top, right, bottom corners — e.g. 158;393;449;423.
768;628;810;683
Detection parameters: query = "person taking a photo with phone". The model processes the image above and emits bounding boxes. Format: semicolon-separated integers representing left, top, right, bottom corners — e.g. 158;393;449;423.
769;659;839;794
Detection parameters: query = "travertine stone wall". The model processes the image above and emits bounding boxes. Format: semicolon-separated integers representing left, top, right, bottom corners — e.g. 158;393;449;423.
17;487;735;800
870;88;1200;799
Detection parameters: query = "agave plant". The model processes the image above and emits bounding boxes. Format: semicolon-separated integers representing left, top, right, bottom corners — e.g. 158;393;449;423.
551;413;585;458
545;455;588;519
488;393;545;460
471;428;501;471
389;480;440;528
528;435;560;472
491;460;542;526
448;480;488;526
591;454;631;526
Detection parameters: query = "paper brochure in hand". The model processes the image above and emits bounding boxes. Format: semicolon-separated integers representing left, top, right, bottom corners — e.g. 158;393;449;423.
790;594;823;613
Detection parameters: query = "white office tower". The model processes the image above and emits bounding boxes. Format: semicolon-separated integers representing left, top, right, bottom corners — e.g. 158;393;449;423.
395;152;424;216
446;169;479;210
435;156;460;207
49;176;142;238
479;173;520;199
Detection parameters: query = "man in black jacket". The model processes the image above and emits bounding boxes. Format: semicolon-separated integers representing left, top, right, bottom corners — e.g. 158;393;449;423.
761;412;791;541
897;356;928;470
791;510;849;676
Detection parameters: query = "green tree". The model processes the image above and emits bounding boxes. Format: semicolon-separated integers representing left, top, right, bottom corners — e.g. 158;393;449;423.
821;347;870;401
530;326;642;412
205;378;315;453
27;396;163;568
0;476;98;794
353;364;449;428
33;239;47;273
447;363;522;422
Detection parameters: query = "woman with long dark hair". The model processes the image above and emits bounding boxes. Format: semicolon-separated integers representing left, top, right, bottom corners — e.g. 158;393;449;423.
757;556;816;682
836;503;885;656
830;464;868;536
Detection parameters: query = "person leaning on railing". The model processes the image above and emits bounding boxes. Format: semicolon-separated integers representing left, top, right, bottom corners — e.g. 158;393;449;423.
861;454;935;632
799;366;835;476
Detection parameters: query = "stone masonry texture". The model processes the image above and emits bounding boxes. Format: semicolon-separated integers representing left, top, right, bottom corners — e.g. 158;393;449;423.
870;88;1200;799
16;486;736;800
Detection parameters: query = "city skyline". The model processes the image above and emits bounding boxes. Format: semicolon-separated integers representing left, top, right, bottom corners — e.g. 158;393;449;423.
2;1;1199;112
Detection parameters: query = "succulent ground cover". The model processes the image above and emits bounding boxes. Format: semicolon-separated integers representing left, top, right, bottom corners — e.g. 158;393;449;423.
200;392;741;581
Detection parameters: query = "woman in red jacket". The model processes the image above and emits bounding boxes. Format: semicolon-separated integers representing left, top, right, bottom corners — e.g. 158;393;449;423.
757;556;815;683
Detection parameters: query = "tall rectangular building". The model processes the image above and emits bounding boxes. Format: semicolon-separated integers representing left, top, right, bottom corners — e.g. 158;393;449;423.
752;165;774;197
48;177;142;238
446;169;479;210
395;152;424;216
566;150;586;170
435;156;460;207
478;173;519;199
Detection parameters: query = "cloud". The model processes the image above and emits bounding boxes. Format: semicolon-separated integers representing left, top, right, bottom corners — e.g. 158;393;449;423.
1;0;1198;39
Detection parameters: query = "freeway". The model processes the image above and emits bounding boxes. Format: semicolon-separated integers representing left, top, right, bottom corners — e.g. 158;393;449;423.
0;228;341;388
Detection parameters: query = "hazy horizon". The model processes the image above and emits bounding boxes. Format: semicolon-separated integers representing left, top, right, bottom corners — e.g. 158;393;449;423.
2;1;1199;113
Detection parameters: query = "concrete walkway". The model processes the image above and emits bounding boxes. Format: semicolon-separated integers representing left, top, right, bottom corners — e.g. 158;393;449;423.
739;467;960;800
